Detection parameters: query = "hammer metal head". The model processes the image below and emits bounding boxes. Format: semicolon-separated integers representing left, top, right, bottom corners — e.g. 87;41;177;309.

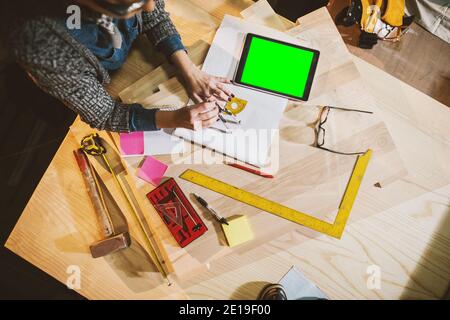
89;232;131;258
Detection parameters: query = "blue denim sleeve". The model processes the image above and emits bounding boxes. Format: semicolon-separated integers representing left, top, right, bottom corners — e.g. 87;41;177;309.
129;104;159;131
156;34;186;59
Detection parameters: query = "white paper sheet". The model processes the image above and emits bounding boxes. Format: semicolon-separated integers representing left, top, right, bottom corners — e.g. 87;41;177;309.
174;15;302;166
144;130;185;156
240;0;287;31
279;266;328;300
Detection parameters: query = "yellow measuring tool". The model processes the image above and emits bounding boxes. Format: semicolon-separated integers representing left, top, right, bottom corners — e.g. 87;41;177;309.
180;150;372;239
81;133;172;285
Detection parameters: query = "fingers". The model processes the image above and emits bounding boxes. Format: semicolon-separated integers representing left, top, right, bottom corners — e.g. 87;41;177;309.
215;76;231;84
189;74;234;105
205;95;218;102
185;102;219;129
192;91;217;103
211;83;233;102
216;83;234;98
213;88;230;102
202;88;212;99
192;93;203;104
199;103;220;128
191;101;216;115
198;104;219;121
202;116;219;128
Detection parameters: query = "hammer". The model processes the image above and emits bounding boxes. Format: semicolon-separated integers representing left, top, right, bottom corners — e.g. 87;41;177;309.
74;149;131;258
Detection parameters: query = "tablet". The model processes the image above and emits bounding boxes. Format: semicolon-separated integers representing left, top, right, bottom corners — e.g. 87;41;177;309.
234;33;320;101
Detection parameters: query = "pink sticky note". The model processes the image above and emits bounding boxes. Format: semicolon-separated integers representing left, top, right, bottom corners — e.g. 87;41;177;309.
137;156;168;186
120;132;144;155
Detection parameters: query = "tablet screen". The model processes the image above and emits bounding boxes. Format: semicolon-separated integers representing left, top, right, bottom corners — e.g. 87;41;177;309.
234;34;320;101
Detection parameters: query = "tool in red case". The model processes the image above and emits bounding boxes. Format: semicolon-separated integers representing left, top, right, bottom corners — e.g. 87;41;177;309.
147;178;207;247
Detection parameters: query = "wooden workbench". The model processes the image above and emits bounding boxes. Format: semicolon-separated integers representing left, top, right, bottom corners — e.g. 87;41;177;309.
5;0;450;299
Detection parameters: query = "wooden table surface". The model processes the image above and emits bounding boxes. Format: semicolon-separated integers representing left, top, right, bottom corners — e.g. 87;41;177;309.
5;0;450;299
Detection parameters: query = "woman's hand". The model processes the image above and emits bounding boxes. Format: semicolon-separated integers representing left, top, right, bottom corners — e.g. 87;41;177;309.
184;65;234;103
170;50;234;103
155;102;219;130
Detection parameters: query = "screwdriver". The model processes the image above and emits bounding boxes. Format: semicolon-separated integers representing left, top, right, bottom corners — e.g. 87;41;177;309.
192;193;229;225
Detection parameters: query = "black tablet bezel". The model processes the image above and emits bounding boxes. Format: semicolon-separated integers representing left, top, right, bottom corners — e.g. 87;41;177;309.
233;33;320;101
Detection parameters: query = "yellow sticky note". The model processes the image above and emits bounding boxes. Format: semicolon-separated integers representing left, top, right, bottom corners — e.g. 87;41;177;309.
222;215;253;247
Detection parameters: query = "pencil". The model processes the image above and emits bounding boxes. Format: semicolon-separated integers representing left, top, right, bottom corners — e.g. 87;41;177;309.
225;162;274;178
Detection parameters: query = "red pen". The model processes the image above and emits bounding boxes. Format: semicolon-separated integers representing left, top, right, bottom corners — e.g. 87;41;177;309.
225;162;274;178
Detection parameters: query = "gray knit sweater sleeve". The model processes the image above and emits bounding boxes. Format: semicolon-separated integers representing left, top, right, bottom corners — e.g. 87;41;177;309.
142;0;180;47
10;0;182;133
12;18;131;132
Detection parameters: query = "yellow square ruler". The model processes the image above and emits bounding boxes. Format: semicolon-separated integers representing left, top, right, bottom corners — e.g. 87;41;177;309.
180;150;372;239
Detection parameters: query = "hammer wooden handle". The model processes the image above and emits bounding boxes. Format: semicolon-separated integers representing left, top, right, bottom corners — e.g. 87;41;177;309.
74;149;114;237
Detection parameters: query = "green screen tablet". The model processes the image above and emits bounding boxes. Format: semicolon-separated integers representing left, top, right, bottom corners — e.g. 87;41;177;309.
234;33;320;101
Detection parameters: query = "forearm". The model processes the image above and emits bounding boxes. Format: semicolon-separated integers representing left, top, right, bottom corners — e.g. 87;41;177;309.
25;68;132;132
131;105;179;131
155;109;178;129
129;46;191;131
170;49;196;82
152;31;194;82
